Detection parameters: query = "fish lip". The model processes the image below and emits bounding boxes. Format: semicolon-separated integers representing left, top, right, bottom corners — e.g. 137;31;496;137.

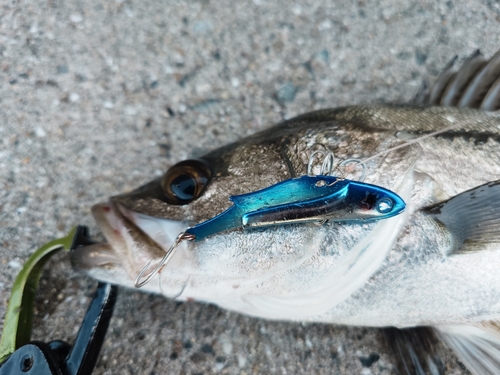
71;200;192;283
112;200;193;252
71;201;145;278
70;242;119;270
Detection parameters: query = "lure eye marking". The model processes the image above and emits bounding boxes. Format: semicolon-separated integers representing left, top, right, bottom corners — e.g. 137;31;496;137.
376;197;394;213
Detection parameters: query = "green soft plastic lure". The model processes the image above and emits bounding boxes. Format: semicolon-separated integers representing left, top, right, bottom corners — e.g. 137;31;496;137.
0;227;77;363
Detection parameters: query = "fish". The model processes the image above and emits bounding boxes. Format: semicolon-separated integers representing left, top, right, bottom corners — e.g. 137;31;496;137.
71;50;500;375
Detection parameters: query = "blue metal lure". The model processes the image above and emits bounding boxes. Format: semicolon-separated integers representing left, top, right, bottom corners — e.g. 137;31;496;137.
186;176;406;241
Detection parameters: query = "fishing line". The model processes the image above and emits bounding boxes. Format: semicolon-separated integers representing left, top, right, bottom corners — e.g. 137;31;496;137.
336;116;492;177
359;120;468;166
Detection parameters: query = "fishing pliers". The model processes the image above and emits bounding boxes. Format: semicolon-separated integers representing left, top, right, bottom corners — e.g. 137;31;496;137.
0;226;117;375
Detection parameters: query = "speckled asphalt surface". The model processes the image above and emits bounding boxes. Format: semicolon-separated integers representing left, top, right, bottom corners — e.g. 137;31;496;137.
1;1;500;374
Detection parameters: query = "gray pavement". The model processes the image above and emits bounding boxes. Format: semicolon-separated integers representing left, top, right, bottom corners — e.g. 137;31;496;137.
2;1;500;374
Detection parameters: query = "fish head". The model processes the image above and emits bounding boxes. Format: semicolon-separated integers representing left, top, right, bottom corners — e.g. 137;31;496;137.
71;131;313;296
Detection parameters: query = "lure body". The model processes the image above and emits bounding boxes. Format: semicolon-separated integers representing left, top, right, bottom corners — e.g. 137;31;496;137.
186;175;405;240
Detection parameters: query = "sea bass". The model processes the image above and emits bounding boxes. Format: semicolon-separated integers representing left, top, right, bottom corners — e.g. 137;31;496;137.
72;50;500;374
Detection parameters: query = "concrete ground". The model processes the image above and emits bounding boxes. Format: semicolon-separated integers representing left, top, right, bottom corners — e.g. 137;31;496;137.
1;1;500;374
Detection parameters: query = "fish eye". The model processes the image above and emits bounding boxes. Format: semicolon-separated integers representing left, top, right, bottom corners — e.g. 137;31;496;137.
161;159;212;205
376;198;394;213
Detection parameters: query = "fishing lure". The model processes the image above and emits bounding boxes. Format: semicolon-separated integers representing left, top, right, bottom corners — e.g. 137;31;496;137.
185;175;405;241
0;226;117;375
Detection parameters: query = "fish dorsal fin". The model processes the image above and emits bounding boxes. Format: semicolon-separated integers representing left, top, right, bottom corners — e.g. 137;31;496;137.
437;324;500;375
424;180;500;254
413;49;500;110
381;327;445;375
441;50;486;106
426;55;458;106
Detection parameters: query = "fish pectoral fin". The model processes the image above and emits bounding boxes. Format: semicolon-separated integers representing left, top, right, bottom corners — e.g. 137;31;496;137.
380;326;445;375
424;180;500;254
437;324;500;375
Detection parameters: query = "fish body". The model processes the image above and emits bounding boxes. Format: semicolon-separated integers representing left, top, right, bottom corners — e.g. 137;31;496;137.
72;52;500;374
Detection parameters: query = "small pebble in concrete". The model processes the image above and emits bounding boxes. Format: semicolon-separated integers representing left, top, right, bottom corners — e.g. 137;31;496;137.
57;65;69;74
276;82;297;104
359;353;380;367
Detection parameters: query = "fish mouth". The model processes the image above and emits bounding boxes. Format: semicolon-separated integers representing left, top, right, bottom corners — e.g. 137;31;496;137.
70;200;192;287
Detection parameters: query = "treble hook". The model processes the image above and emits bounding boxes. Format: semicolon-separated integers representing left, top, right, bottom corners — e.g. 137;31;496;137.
307;149;335;176
159;274;191;299
134;231;195;288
